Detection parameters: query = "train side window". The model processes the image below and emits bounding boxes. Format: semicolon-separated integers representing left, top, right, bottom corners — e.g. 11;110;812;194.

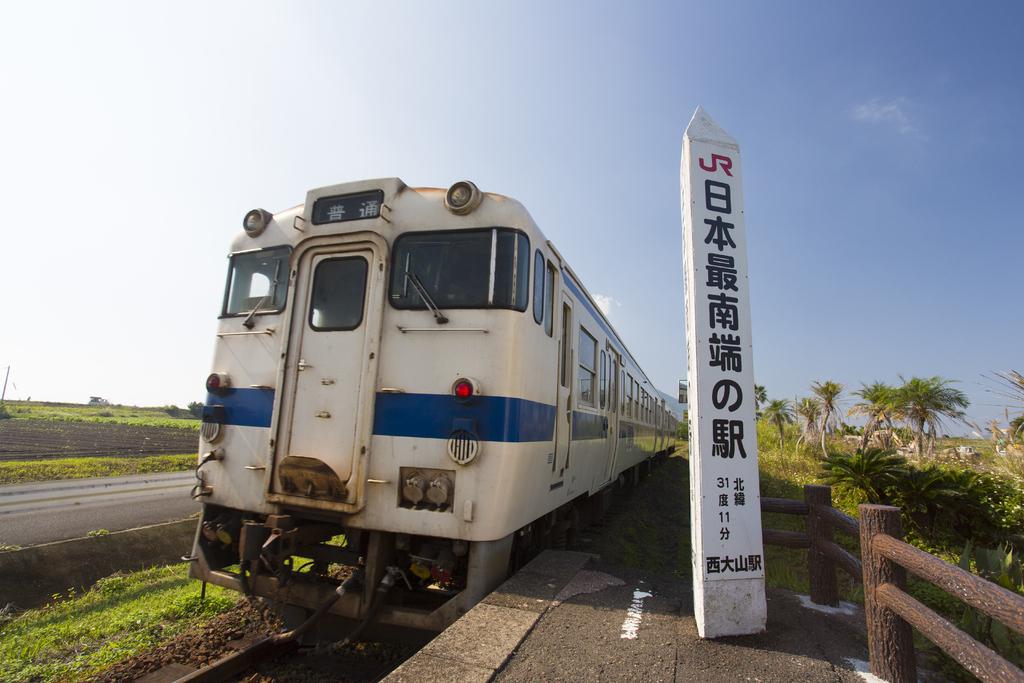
544;262;555;337
627;375;634;418
599;351;607;409
620;370;625;415
559;303;572;388
309;256;369;331
532;250;544;325
608;359;614;412
578;326;597;406
493;231;530;310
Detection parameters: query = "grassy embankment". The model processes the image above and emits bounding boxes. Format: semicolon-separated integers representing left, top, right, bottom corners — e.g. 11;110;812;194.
0;564;237;683
1;400;200;430
0;454;196;486
587;437;837;593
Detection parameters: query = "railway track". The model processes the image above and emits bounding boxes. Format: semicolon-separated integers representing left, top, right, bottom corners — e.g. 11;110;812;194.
124;453;675;683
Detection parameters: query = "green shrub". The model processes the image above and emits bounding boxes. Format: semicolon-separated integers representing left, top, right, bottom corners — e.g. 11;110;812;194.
957;543;1024;671
891;466;962;534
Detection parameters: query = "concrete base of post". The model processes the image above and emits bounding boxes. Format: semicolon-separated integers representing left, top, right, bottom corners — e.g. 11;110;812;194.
693;577;767;638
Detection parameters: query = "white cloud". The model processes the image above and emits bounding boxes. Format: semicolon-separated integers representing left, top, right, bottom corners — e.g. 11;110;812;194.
593;293;620;315
851;97;917;135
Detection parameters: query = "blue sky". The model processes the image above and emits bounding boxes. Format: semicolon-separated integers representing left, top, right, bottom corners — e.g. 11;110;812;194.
1;1;1021;430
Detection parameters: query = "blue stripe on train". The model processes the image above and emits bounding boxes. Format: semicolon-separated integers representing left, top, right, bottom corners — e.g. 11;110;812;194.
210;389;615;445
372;393;556;442
205;388;275;428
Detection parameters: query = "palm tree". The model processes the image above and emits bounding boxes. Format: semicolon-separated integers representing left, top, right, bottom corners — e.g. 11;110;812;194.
811;380;844;458
761;399;794;450
1011;414;1024;444
893;376;969;457
794;397;821;448
848;382;897;451
820;448;907;504
754;384;767;417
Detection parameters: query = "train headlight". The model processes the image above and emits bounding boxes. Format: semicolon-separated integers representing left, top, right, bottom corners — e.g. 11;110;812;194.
243;208;272;237
402;473;428;504
206;372;231;395
427;474;452;506
444;181;482;215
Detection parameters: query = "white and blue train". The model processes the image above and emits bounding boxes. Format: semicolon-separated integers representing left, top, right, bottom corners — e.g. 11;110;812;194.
190;178;678;637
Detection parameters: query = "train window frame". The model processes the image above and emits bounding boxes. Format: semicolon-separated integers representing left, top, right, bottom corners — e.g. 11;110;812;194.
308;255;369;332
622;376;630;419
387;227;530;313
599;350;607;409
220;245;292;319
532;249;545;325
578;326;597;407
610;358;617;412
559;303;572;389
544;261;556;337
620;370;626;416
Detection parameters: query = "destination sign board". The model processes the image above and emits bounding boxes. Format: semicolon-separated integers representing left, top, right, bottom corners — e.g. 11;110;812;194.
681;107;766;638
311;190;384;225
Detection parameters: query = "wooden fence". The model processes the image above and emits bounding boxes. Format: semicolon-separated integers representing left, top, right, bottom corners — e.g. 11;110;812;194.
761;485;1024;683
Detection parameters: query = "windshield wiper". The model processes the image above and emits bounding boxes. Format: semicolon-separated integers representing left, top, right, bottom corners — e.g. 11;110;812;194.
242;260;283;329
405;267;449;324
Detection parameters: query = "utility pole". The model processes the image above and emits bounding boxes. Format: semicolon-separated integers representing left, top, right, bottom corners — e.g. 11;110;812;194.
1;366;9;402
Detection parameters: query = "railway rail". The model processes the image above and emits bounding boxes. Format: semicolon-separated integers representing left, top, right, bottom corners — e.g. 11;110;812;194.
131;452;673;683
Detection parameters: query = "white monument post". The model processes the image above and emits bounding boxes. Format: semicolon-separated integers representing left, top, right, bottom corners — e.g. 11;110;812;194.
681;107;767;638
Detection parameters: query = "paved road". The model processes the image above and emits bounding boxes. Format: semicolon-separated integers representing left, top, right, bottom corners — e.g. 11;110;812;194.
0;472;199;547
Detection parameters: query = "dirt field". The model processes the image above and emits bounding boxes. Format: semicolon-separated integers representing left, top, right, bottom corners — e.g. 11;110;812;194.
0;419;199;460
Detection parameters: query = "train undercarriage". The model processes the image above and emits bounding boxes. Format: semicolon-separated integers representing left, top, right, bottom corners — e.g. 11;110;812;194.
189;455;667;644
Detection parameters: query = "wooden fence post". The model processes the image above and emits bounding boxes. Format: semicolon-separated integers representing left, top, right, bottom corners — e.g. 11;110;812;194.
805;484;839;606
859;504;916;683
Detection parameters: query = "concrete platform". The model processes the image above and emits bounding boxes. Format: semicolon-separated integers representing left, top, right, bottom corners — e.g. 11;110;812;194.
385;551;879;682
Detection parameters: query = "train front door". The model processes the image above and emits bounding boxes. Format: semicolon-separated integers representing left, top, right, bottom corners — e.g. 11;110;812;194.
552;291;573;487
270;236;385;512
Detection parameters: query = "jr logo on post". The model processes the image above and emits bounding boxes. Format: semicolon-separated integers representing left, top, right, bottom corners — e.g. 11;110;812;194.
681;107;767;638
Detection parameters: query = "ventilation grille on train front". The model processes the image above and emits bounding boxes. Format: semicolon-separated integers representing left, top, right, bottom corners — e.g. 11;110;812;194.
446;430;480;465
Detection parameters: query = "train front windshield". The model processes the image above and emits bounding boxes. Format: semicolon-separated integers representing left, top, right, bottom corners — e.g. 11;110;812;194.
389;228;529;311
222;246;291;316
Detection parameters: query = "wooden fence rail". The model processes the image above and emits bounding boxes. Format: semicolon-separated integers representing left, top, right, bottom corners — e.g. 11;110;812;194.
760;487;1024;683
761;484;861;606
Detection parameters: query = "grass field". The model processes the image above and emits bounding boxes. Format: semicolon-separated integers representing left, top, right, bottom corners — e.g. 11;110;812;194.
1;401;199;430
0;564;237;683
0;454;195;485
